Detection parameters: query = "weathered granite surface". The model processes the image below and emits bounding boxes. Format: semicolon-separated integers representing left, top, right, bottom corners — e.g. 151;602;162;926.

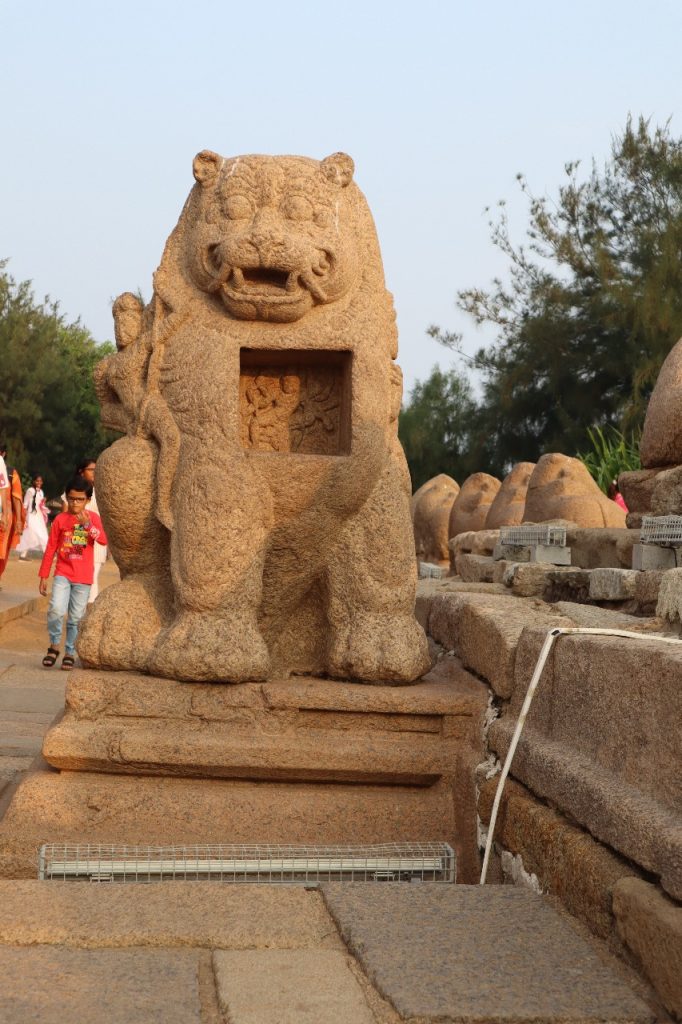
321;884;653;1022
79;150;430;685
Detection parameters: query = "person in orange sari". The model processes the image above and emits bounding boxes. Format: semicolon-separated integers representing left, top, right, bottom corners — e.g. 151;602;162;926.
0;444;25;581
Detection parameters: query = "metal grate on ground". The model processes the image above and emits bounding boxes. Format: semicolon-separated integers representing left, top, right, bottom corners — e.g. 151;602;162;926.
38;842;456;884
640;515;682;545
499;525;567;547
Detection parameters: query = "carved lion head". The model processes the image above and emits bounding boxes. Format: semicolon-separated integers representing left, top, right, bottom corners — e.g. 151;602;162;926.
186;151;360;323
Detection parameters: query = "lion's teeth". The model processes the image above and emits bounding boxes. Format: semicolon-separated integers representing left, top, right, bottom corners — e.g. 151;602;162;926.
286;272;297;292
231;268;244;287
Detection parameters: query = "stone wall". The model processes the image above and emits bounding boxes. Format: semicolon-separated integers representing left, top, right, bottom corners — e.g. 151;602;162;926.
417;579;682;1020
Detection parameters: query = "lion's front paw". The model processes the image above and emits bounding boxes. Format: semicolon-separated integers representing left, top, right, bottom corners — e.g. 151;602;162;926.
148;611;271;683
327;612;430;684
77;578;166;671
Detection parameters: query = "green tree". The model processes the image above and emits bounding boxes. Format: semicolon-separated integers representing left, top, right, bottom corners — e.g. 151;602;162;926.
432;117;682;469
399;365;478;489
0;262;116;496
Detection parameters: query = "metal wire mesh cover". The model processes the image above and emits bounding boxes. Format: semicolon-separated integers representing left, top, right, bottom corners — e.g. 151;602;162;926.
38;842;456;884
499;525;567;547
640;515;682;545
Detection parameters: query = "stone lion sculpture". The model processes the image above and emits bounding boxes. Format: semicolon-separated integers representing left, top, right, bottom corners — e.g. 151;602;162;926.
79;150;430;685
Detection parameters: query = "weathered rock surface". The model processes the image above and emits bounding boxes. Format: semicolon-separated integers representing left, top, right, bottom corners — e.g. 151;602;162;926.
0;770;465;880
213;949;374;1024
619;468;664;525
0;946;203;1024
321;883;653;1023
567;526;639;569
0;881;339;950
589;568;638;600
449;527;500;574
524;453;626;527
492;625;682;899
427;592;572;697
640;335;682;468
650;463;682;515
412;473;459;565
478;778;639;939
42;668;486;785
612;876;682;1020
485;461;535;529
448;473;501;540
456;552;495;583
656;567;682;623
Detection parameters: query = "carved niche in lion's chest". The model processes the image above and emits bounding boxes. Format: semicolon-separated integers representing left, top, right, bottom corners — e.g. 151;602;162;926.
239;348;352;456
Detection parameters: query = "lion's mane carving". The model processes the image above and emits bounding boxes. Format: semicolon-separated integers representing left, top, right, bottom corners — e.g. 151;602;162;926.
80;151;429;684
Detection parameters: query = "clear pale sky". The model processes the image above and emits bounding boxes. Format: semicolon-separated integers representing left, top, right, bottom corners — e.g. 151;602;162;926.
1;0;680;396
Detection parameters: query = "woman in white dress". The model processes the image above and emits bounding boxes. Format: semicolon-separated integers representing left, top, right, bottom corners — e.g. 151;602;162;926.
17;475;49;558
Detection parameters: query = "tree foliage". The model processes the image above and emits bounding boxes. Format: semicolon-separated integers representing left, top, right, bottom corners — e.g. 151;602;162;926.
0;262;116;496
398;366;477;489
429;117;682;473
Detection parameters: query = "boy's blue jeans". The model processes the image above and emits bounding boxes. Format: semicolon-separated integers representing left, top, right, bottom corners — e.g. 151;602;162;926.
47;576;91;656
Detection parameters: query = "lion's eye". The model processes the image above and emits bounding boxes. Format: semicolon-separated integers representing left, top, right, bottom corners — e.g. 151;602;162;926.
224;194;253;220
314;208;330;228
282;195;313;221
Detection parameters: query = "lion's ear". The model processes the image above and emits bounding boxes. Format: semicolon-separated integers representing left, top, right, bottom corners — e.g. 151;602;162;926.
193;150;222;186
321;153;354;187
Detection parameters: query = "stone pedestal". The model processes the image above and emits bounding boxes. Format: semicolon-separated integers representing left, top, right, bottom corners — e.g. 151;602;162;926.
0;659;488;882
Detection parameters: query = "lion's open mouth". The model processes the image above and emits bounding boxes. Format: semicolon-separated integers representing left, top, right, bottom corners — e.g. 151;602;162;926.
231;267;297;295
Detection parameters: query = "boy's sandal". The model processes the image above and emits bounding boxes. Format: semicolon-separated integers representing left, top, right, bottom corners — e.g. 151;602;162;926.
42;646;60;667
60;655;75;671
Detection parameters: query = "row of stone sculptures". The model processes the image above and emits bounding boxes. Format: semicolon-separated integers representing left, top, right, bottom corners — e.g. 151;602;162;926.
412;452;626;566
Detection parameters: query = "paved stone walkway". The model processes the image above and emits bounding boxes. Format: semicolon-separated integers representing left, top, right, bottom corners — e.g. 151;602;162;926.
0;882;657;1023
0;558;119;804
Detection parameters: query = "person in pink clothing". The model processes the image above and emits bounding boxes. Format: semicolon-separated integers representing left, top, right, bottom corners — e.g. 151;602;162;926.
607;480;629;513
39;476;108;671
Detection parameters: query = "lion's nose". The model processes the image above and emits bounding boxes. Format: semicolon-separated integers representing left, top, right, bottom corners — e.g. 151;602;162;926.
250;210;286;259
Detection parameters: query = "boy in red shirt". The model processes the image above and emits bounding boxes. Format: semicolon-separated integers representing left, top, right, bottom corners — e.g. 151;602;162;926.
39;476;108;670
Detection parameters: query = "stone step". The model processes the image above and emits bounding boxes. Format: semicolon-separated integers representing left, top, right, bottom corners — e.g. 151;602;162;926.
512;626;682;816
0;769;472;881
41;664;487;786
320;883;655;1023
0;880;340;950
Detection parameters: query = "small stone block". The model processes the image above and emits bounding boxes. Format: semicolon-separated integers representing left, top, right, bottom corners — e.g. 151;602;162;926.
589;568;639;600
0;946;202;1024
321;884;652;1022
213;949;374;1024
632;544;677;570
495;543;531;562
529;544;572;564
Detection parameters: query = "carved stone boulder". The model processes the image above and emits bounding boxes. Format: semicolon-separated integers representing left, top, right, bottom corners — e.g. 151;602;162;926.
523;454;626;528
412;474;460;566
79;151;429;685
485;462;535;529
448;473;501;540
640;336;682;468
